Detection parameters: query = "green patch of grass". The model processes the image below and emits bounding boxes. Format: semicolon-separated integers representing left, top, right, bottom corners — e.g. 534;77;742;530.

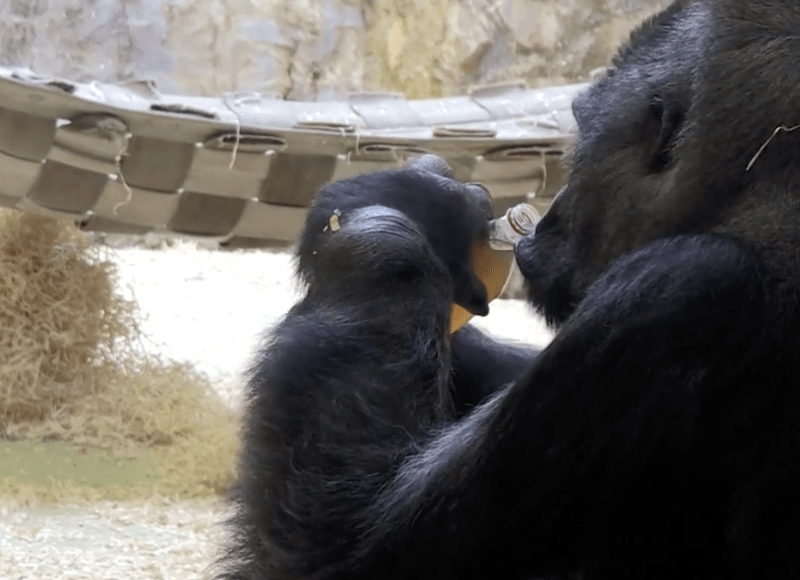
0;440;164;502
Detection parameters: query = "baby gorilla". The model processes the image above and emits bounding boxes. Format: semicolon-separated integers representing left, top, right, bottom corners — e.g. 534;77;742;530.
297;155;495;318
217;157;533;580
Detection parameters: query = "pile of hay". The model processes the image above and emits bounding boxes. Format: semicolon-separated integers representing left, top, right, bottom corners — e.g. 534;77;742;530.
0;210;237;503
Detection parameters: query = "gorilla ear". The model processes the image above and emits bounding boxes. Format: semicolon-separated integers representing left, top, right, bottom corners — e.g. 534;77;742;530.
644;96;683;172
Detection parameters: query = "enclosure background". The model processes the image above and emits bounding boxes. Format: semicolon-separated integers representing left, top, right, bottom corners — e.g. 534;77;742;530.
1;0;667;98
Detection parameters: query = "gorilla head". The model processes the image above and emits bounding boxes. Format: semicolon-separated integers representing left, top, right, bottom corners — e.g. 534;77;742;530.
298;154;496;318
517;0;800;327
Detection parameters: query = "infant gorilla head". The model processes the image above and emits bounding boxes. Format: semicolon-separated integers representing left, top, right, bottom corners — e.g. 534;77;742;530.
297;154;495;318
217;2;800;580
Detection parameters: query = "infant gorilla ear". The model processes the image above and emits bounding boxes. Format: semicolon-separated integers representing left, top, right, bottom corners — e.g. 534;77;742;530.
297;156;495;317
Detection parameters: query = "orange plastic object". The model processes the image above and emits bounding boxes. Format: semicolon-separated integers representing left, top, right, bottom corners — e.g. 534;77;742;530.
449;238;514;333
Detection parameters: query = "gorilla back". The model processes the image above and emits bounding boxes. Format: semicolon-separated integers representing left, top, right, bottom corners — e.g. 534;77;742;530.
218;1;800;579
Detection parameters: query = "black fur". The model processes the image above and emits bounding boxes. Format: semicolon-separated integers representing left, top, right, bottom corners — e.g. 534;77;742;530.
217;162;537;580
218;1;800;578
297;155;495;317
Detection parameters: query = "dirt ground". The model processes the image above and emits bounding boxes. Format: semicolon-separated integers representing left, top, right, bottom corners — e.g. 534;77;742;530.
0;497;226;580
0;240;553;580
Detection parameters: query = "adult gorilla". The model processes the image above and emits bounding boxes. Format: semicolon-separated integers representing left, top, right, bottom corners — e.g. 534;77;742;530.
217;1;800;579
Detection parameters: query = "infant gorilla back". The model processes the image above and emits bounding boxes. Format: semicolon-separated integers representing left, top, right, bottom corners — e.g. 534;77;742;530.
216;1;800;579
217;162;515;580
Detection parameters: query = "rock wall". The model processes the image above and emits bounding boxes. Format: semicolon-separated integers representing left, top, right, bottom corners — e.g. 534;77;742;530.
0;0;669;99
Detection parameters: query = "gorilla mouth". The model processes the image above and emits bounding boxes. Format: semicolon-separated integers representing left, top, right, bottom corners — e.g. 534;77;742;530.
515;232;579;327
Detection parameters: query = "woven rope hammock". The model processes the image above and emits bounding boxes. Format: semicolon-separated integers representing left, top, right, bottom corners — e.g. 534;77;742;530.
0;67;583;246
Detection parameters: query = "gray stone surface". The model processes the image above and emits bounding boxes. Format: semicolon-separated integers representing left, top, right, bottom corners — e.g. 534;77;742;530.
0;0;669;99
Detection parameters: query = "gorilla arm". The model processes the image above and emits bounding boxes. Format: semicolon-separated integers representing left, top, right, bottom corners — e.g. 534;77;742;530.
448;237;514;333
346;234;772;579
449;324;540;413
447;235;540;411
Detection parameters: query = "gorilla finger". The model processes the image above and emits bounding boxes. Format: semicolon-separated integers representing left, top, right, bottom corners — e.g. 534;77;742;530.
464;182;494;220
408;154;454;178
452;267;490;317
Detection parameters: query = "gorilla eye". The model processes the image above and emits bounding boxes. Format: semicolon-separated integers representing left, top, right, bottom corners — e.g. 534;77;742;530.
644;96;681;172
